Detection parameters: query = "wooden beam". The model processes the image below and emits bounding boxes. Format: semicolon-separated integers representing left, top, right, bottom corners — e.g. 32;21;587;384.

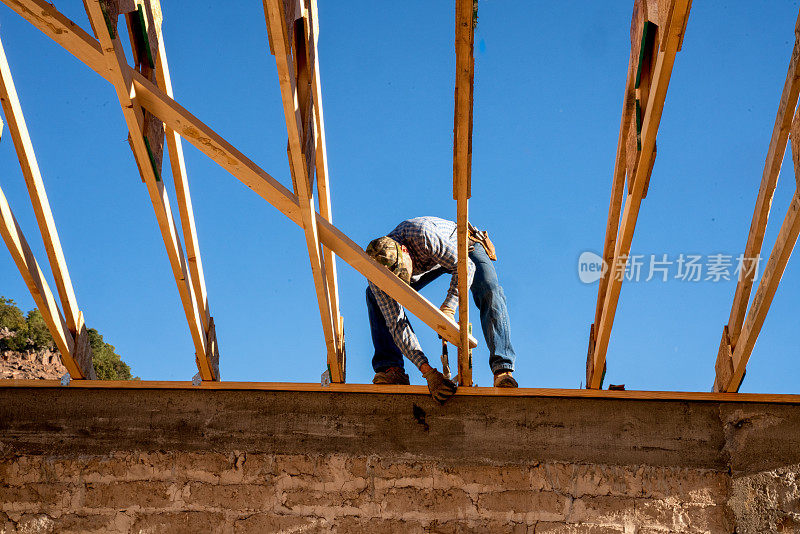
83;0;214;380
587;0;691;389
155;37;210;332
590;1;644;383
7;378;800;405
453;0;475;386
3;0;477;350
718;9;800;362
456;194;470;385
2;0;108;77
593;55;635;335
307;0;345;372
0;32;82;335
263;0;341;382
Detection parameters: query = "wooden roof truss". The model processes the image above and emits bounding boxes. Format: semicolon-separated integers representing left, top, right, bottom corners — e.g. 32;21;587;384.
713;11;800;393
588;0;692;389
5;0;794;392
589;1;800;392
0;0;476;382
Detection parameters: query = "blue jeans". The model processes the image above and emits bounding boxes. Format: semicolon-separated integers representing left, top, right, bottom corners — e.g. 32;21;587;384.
367;243;516;374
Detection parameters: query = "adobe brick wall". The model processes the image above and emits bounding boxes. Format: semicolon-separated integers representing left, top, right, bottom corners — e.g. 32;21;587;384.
0;451;733;533
1;386;799;533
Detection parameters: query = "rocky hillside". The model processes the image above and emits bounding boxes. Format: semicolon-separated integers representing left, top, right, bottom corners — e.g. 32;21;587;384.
0;327;67;379
0;296;137;381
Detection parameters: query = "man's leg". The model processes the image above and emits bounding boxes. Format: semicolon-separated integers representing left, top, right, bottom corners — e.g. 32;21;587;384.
367;269;446;374
367;286;405;373
469;243;516;375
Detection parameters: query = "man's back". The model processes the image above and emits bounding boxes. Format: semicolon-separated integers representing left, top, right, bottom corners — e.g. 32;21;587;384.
387;216;457;276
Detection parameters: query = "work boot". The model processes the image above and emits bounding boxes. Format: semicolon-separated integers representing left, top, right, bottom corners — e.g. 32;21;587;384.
373;366;410;385
493;370;518;388
423;368;458;404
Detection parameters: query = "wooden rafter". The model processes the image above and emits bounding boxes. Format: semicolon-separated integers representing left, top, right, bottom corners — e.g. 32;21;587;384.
593;23;638;340
142;0;218;379
453;0;475;386
1;0;477;356
82;0;216;380
263;0;342;382
715;114;800;392
713;9;800;392
0;33;95;379
587;0;691;389
307;0;345;374
0;34;81;336
149;6;210;328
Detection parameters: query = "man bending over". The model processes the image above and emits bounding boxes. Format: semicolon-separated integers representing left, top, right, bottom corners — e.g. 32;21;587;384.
365;216;518;404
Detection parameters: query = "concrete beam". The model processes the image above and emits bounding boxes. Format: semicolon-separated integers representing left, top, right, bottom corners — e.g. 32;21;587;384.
4;384;800;474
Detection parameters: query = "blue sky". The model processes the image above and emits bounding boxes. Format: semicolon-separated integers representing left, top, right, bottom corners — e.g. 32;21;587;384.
1;1;799;392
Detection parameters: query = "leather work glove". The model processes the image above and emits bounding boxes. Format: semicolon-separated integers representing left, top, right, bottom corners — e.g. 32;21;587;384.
440;305;456;323
423;367;458;404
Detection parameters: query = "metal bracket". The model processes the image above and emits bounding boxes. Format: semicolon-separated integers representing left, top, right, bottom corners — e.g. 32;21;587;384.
60;373;71;387
192;372;202;386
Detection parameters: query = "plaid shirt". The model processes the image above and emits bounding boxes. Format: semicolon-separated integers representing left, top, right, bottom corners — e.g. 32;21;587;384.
368;217;475;369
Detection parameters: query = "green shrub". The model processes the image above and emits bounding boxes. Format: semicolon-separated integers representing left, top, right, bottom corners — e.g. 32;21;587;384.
26;309;53;349
0;298;56;351
0;297;25;331
89;328;137;380
0;297;27;351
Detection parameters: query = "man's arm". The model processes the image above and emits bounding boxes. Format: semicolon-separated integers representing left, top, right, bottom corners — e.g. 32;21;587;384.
425;232;475;310
368;282;429;369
